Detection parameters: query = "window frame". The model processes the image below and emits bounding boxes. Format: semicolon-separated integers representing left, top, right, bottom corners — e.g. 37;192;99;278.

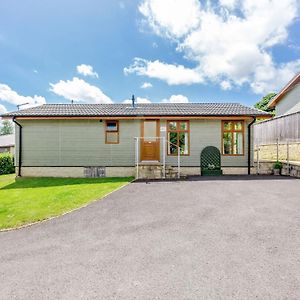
105;120;119;144
167;120;190;156
221;120;245;156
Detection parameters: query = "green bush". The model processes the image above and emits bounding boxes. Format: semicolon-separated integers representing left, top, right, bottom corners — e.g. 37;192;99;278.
273;161;283;170
0;153;15;175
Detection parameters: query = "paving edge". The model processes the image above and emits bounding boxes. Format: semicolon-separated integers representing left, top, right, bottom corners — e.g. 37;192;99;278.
0;179;134;233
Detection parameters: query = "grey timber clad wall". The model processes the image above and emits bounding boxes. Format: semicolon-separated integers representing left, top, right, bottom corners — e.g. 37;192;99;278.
160;120;251;167
16;119;252;168
17;120;139;167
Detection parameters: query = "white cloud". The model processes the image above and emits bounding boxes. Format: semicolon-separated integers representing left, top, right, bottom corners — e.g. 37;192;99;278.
162;94;189;103
136;0;300;94
220;80;232;91
0;104;7;114
123;97;151;104
49;77;112;104
140;82;153;89
251;59;300;94
139;0;201;38
0;83;46;109
124;57;203;85
76;64;99;78
219;0;238;9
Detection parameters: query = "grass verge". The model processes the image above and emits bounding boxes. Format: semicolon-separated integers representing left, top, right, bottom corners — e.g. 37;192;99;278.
0;174;132;230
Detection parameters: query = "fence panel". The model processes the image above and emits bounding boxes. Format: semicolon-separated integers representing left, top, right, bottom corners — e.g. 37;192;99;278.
254;112;300;145
254;112;300;164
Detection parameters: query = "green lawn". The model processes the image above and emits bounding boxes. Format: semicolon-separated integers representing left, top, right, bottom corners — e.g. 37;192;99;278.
0;174;132;230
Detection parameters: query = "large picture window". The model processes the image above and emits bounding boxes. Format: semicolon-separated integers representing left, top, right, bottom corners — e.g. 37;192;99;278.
105;120;119;144
222;121;244;155
167;121;189;155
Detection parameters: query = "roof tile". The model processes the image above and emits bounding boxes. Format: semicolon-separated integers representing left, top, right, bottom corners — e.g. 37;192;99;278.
1;103;270;117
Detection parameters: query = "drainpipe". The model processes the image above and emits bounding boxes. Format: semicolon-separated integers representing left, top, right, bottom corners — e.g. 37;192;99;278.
12;117;22;177
247;117;256;175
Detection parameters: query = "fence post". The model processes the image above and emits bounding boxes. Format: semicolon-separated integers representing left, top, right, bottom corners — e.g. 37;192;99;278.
276;138;279;161
256;145;260;175
177;147;180;179
163;137;166;179
287;140;290;175
135;138;139;179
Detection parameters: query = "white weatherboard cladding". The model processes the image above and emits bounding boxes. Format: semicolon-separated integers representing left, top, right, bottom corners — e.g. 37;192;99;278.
276;83;300;116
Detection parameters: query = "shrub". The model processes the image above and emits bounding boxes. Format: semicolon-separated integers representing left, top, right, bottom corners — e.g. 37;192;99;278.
0;153;15;175
273;161;283;170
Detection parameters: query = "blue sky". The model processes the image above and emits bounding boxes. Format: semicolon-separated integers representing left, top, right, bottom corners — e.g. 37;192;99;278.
0;0;300;113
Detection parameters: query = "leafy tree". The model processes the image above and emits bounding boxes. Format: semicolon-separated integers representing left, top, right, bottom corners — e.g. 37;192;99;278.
0;120;14;135
254;93;277;115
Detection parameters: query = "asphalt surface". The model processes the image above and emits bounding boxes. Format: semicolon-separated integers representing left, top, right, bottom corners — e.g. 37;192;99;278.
1;176;300;299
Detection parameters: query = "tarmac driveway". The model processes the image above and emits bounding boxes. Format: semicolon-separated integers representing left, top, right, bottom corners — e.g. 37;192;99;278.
0;176;300;299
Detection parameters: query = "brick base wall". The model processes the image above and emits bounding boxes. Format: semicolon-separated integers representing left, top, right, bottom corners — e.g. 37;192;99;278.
16;167;135;178
254;161;300;178
17;166;253;178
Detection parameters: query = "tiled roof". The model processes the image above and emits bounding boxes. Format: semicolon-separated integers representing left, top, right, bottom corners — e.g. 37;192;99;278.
2;103;270;117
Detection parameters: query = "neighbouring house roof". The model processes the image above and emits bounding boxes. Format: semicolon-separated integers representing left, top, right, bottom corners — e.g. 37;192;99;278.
268;72;300;108
0;134;15;147
1;103;270;118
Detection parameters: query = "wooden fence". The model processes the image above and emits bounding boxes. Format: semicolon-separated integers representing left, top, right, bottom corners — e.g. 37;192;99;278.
253;111;300;162
254;111;300;144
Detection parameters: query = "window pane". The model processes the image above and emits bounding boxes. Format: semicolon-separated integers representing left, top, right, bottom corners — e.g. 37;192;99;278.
180;122;188;130
233;132;243;154
223;122;232;131
106;121;117;131
179;132;189;154
144;121;156;141
234;122;242;131
223;132;232;154
168;132;178;154
106;132;118;143
168;121;177;131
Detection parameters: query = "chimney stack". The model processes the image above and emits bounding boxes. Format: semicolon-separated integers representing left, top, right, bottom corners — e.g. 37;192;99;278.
132;94;135;108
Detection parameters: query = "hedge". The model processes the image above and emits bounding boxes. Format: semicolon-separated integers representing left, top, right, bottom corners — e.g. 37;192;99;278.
0;153;15;175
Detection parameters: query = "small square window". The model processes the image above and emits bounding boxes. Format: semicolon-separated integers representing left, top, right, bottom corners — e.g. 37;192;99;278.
106;121;118;131
105;121;119;144
106;132;118;143
180;122;188;131
223;121;232;131
168;121;177;131
234;122;243;131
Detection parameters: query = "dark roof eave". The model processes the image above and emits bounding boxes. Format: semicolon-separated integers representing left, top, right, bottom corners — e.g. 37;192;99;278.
5;113;271;118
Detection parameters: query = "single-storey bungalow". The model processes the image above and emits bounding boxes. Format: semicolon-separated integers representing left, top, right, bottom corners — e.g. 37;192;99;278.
2;102;270;178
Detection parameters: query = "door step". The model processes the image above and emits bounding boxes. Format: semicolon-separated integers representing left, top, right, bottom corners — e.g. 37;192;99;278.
139;161;161;165
137;164;179;179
